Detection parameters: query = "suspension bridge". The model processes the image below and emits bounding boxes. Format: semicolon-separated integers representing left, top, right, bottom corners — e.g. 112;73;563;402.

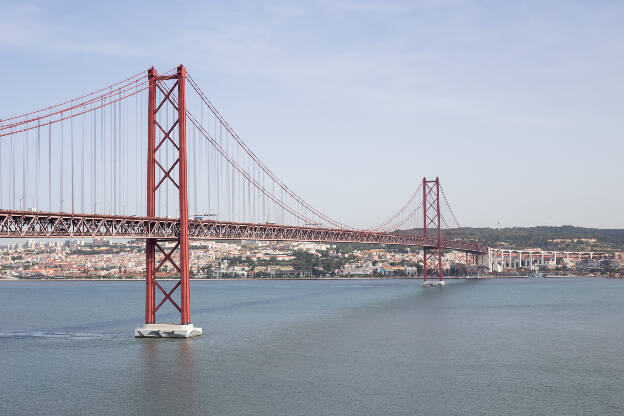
0;65;487;337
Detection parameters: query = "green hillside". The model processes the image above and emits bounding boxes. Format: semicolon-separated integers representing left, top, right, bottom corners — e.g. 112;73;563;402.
403;226;624;252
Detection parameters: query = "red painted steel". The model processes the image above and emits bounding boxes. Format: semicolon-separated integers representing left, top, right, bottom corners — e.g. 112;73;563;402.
176;65;191;325
436;178;442;279
422;177;443;280
423;177;427;279
144;65;192;325
145;68;156;324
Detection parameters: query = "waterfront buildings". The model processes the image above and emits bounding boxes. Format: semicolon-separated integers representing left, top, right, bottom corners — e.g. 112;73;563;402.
1;239;621;279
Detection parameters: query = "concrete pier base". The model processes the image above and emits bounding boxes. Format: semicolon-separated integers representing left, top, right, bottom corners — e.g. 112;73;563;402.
135;323;202;338
421;280;445;287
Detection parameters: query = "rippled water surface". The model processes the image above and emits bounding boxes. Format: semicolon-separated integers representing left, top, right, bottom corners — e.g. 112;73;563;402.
1;278;623;415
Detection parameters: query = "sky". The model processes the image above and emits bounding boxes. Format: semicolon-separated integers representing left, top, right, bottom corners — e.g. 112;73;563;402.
1;0;623;228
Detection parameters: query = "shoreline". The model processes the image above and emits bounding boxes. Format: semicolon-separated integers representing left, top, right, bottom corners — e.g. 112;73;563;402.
1;275;620;282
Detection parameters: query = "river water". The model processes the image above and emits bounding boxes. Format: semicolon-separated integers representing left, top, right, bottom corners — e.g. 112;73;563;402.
1;278;623;415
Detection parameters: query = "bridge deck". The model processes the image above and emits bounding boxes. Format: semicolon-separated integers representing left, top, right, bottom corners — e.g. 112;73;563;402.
0;210;487;254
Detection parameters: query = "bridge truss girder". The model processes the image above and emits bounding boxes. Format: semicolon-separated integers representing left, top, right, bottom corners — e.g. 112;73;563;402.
0;210;486;253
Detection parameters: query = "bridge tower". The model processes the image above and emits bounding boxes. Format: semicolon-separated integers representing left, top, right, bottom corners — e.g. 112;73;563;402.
422;177;443;282
136;65;201;338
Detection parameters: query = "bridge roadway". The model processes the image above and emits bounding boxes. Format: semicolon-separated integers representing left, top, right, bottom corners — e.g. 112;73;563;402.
0;209;487;254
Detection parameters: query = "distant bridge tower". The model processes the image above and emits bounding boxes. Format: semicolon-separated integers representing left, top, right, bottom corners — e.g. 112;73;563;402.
422;177;443;281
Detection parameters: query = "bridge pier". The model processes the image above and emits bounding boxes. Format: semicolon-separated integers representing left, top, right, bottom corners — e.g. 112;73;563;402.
135;323;202;338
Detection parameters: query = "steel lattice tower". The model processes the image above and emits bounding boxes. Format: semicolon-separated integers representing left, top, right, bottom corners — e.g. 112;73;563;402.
145;65;191;325
423;177;443;280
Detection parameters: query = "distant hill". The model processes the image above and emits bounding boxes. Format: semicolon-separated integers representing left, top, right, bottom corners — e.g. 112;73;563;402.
401;226;624;252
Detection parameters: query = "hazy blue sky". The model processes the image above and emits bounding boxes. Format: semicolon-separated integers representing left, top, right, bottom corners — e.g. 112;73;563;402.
1;0;623;228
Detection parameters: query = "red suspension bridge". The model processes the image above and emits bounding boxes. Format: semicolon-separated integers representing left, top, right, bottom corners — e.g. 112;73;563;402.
0;65;486;337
